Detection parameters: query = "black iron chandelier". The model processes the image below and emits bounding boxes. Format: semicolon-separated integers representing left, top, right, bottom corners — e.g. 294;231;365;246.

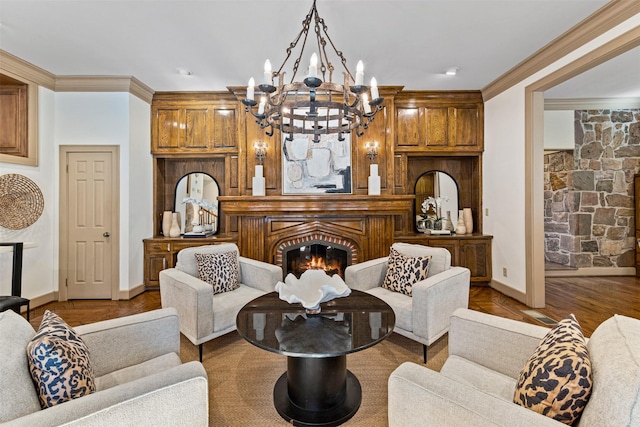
242;0;383;143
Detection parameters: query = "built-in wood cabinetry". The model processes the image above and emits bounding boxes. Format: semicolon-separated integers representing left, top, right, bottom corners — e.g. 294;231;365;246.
144;88;492;287
143;236;235;286
151;92;238;154
395;91;483;153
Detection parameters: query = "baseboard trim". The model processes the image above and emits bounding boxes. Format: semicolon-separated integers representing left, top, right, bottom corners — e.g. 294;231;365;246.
490;279;527;305
24;291;59;312
119;283;146;300
545;266;635;277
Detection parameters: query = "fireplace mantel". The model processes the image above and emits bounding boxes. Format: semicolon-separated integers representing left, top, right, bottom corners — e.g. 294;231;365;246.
218;195;415;264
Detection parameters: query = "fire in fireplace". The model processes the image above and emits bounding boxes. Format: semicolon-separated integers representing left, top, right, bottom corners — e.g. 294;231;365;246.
284;242;351;279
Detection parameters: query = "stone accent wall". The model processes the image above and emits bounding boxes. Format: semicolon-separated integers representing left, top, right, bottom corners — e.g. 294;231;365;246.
544;109;640;268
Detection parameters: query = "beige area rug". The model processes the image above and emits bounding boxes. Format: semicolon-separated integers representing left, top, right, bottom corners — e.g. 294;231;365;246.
180;332;448;426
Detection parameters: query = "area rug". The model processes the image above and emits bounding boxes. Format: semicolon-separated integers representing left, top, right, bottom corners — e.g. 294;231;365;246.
180;332;448;426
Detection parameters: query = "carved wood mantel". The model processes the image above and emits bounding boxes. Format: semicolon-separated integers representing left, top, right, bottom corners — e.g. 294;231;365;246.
218;195;415;265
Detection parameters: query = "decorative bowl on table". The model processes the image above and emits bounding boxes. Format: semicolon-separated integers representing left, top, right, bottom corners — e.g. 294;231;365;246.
275;269;351;314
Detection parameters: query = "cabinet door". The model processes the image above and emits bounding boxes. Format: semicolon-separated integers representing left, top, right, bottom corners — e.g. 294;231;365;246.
145;252;170;286
154;108;182;152
427;239;459;265
396;107;421;147
425;107;449;148
184;107;210;150
452;106;479;148
211;107;237;149
459;239;491;282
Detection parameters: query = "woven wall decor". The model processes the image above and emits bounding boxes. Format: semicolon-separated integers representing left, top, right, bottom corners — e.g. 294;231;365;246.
0;174;45;230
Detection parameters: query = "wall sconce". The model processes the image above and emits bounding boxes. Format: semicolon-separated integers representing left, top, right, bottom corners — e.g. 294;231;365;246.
365;141;379;163
252;141;267;196
254;141;267;165
366;141;381;196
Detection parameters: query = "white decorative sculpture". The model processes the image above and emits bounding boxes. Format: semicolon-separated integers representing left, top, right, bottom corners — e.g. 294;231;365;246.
275;269;351;313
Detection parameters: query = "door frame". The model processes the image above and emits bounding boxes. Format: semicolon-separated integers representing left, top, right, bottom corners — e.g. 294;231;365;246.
59;145;120;301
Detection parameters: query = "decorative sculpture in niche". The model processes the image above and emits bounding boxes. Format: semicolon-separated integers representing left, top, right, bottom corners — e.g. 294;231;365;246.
415;171;459;232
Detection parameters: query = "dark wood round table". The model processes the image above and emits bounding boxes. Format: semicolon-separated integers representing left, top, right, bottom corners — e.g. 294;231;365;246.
236;289;395;427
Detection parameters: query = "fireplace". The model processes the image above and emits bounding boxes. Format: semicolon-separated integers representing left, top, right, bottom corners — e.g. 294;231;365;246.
276;232;359;279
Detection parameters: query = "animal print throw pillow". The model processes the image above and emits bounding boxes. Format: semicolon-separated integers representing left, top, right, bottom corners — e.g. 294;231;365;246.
382;247;431;296
26;310;96;408
513;314;592;425
195;251;240;294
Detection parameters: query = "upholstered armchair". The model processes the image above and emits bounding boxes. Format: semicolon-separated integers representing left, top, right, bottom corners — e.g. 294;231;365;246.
344;242;470;362
0;307;208;426
160;243;282;361
388;308;640;427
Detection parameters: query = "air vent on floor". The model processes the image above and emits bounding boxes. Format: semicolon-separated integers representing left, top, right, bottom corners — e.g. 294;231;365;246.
521;310;558;326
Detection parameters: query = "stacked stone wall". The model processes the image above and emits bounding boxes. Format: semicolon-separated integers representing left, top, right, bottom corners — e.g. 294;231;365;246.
544;109;640;268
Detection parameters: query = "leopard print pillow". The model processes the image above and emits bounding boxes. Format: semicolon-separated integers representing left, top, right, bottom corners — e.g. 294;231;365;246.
513;314;592;425
195;251;240;294
26;310;96;408
381;247;431;296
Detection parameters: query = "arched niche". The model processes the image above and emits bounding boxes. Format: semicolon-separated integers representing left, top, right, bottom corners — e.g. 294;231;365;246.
414;171;460;231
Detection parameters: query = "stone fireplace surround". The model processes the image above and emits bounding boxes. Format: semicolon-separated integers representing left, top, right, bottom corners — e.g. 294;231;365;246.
218;195;415;268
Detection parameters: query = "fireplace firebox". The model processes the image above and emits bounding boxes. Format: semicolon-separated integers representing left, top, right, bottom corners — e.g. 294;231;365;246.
283;240;352;278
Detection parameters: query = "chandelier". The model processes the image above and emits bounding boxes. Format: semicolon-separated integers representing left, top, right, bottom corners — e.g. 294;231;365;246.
242;0;383;143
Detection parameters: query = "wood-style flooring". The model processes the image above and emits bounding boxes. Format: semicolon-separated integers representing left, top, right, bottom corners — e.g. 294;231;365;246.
25;275;640;337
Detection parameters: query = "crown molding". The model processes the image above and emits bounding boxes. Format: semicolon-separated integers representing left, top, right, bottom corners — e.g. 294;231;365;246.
0;50;56;89
482;1;640;101
55;75;154;103
545;97;640;110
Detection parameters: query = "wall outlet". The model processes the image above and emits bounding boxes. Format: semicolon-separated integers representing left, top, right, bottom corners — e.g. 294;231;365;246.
502;267;508;277
485;208;489;216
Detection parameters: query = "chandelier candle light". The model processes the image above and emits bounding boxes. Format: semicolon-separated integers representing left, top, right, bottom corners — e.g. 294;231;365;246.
242;0;383;143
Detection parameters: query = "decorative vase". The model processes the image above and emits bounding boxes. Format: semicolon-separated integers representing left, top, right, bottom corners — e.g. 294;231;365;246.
445;211;454;232
169;213;181;237
463;208;473;234
456;210;467;234
162;211;172;236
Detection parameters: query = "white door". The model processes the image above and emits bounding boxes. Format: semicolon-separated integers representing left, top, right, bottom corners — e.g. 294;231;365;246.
61;147;119;299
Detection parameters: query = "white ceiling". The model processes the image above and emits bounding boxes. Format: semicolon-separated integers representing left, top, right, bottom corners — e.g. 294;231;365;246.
1;0;637;98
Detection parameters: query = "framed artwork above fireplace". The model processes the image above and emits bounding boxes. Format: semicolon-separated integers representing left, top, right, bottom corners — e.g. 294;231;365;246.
282;132;352;195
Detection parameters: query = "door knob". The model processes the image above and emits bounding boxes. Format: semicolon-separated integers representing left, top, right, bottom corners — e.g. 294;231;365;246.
103;232;111;237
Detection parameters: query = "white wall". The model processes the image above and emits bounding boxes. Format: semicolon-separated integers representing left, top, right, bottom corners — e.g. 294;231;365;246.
484;14;640;294
544;111;574;150
0;90;151;301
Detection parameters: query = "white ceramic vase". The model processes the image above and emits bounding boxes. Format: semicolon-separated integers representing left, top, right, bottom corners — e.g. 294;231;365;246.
463;208;473;234
169;213;181;237
456;210;467;234
162;211;173;236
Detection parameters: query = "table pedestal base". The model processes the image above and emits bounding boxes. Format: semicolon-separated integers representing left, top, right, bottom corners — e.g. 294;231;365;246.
273;355;361;426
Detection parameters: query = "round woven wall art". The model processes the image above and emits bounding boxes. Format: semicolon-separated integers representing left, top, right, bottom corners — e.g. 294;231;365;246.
0;174;45;230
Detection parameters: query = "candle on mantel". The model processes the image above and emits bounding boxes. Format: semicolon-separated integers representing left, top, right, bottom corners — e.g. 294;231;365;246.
309;53;318;78
355;60;364;86
247;77;255;101
264;59;272;84
370;77;379;100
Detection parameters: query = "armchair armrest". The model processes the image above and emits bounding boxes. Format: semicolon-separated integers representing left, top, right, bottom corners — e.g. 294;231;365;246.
75;308;180;377
160;268;214;346
388;362;562;427
344;257;388;291
238;256;283;293
448;308;550;378
411;267;470;344
8;362;208;427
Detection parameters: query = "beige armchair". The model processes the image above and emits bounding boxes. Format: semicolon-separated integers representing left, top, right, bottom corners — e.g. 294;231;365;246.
0;308;208;426
388;308;640;427
160;243;282;361
345;242;470;362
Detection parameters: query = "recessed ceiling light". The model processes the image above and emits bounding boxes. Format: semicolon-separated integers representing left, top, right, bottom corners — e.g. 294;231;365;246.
445;67;460;76
176;68;193;76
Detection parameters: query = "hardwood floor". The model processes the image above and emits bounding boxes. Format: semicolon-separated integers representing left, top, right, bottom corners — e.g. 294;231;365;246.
26;276;640;337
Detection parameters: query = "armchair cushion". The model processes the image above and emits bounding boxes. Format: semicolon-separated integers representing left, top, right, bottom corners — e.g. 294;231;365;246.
26;310;96;409
390;242;450;277
194;251;239;294
382;246;431;296
513;314;592;425
176;243;240;279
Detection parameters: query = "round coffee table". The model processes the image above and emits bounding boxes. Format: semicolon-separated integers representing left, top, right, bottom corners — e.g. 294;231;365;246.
236;289;395;427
